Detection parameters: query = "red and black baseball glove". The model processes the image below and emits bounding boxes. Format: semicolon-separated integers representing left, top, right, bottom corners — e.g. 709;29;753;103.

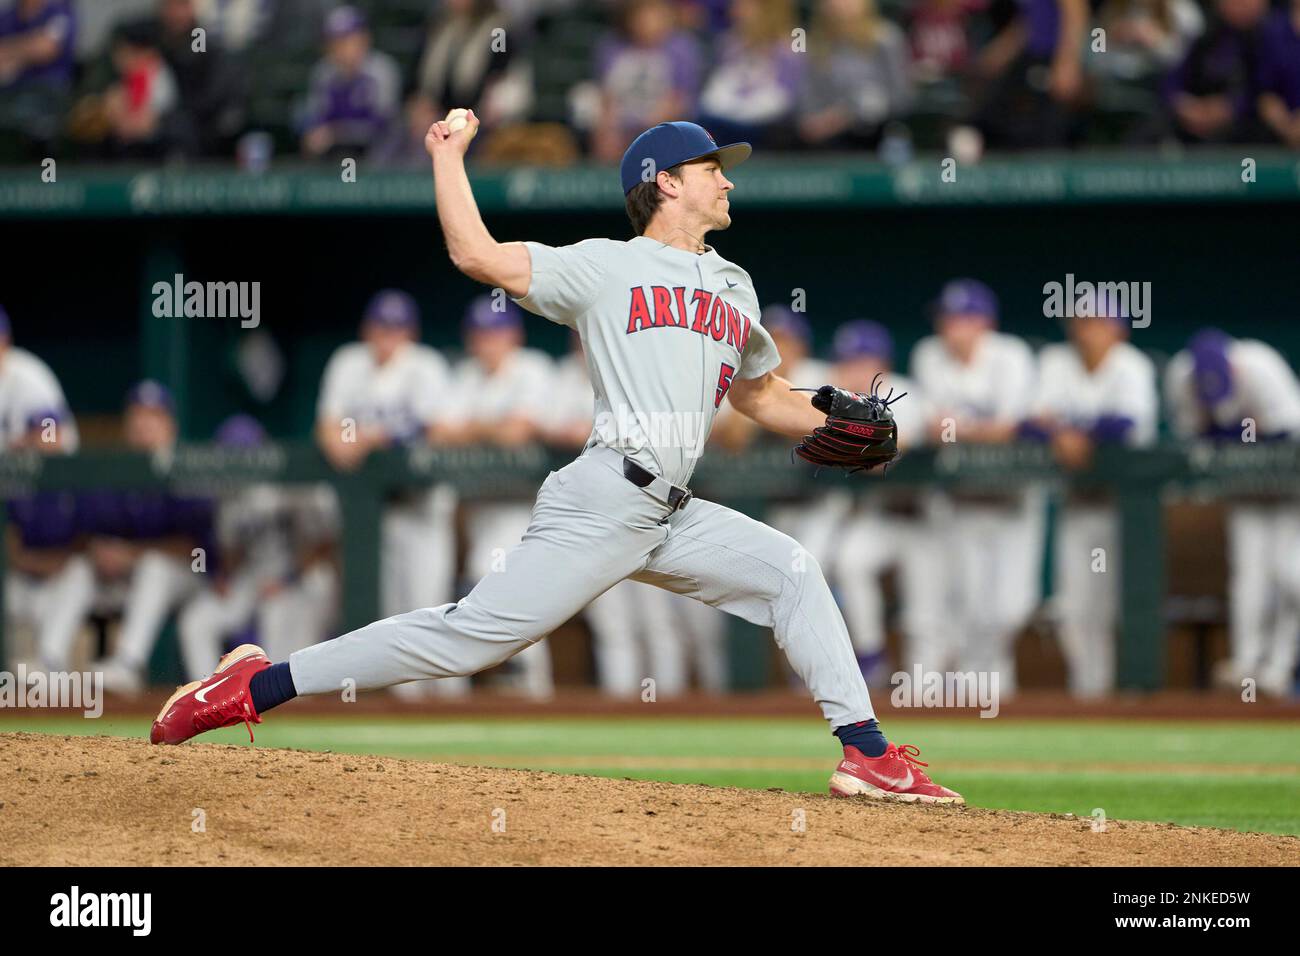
793;377;903;474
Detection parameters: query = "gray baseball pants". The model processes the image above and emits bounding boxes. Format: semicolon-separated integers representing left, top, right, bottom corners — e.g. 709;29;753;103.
289;445;875;727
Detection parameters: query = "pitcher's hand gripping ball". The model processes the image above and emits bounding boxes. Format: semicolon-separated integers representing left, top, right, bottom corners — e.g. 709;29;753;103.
793;377;903;473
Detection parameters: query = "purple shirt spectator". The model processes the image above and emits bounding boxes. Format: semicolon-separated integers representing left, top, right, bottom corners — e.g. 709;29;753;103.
1163;25;1262;123
595;30;702;134
699;33;803;127
302;52;401;149
1021;0;1061;59
1258;8;1300;109
0;0;76;89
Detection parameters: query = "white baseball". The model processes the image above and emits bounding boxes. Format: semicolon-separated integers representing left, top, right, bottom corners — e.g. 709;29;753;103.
445;108;476;140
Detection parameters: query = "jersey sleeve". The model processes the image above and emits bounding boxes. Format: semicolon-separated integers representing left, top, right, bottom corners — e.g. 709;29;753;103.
1114;350;1159;446
736;318;781;380
512;239;612;328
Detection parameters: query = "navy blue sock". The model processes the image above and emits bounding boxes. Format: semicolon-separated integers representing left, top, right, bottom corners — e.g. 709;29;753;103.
249;661;297;715
834;719;887;758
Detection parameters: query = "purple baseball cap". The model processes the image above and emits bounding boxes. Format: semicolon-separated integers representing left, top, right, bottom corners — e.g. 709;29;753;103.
934;279;998;323
325;5;367;39
0;304;9;338
620;121;751;195
1188;328;1234;404
833;320;894;363
463;294;523;332
214;414;268;448
364;289;419;330
126;379;175;413
761;305;811;344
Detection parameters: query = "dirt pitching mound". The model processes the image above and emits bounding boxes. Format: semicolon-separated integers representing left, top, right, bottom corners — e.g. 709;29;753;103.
2;733;1295;866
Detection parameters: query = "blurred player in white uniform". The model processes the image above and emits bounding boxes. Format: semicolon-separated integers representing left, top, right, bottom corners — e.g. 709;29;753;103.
1027;302;1157;696
315;290;464;695
1;304;90;669
715;306;847;568
177;415;340;680
1165;328;1300;696
547;332;697;696
0;305;79;452
439;295;555;698
830;321;944;683
93;382;213;692
911;280;1043;690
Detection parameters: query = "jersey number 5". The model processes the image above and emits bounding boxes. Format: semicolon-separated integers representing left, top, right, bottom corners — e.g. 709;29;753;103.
714;362;736;409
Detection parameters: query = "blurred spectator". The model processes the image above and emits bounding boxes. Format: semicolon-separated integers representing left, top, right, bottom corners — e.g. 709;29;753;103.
1027;302;1158;696
1162;0;1270;144
697;0;803;149
195;0;332;54
1257;0;1300;149
0;0;77;149
1165;329;1300;697
410;0;523;139
676;0;732;33
590;0;702;163
0;0;75;89
177;415;339;681
89;382;215;692
1091;0;1204;83
157;0;247;158
796;0;912;150
0;305;79;453
972;0;1089;148
301;6;400;159
909;0;977;81
102;20;180;159
907;0;987;82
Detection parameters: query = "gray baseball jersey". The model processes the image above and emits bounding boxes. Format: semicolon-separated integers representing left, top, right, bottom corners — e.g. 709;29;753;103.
514;236;781;486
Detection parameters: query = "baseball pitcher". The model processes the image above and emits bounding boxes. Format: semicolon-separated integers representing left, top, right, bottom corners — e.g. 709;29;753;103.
150;115;963;804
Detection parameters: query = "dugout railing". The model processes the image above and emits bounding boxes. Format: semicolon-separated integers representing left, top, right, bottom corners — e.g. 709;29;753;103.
4;441;1299;691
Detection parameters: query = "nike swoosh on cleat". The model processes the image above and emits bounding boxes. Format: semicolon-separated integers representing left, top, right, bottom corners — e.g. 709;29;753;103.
194;675;233;703
864;768;914;790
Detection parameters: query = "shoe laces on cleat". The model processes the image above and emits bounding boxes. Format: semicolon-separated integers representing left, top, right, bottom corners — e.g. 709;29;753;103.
888;743;935;782
193;695;260;743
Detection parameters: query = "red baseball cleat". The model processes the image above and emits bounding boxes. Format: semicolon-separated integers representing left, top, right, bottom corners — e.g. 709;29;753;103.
150;644;270;745
829;742;965;805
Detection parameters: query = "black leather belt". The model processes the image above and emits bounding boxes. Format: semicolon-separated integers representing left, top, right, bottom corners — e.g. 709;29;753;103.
623;457;693;512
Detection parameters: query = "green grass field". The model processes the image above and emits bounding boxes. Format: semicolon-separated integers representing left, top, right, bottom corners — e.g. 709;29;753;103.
7;714;1299;836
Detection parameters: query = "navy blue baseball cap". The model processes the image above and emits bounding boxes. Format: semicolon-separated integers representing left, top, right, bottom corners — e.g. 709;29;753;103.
364;289;419;330
833;320;894;363
620;122;751;195
126;379;176;413
934;279;998;323
464;294;523;332
1189;328;1233;404
761;304;811;344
